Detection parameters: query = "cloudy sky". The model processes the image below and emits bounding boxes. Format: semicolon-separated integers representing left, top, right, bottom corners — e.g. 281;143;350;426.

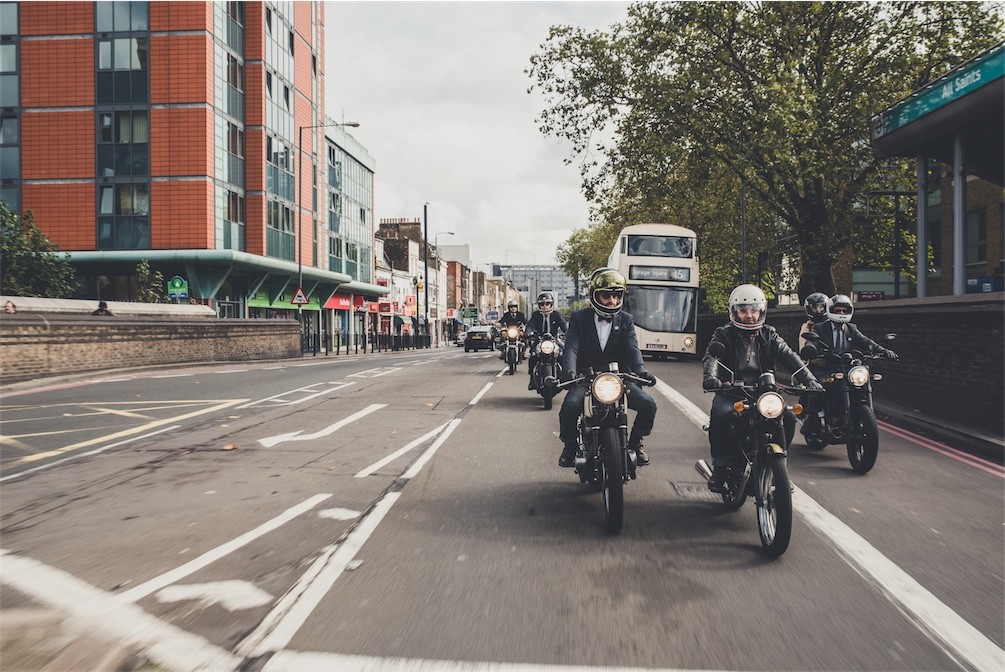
326;1;631;269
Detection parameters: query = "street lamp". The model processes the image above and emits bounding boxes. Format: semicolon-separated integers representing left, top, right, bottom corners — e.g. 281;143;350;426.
296;120;360;313
432;231;454;346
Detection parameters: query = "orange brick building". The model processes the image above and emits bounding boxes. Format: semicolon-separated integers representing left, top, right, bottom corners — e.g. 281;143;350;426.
3;1;384;338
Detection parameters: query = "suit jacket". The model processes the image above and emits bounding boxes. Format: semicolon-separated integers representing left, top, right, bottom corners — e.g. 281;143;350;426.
499;311;527;327
526;310;568;337
561;308;645;376
811;321;883;356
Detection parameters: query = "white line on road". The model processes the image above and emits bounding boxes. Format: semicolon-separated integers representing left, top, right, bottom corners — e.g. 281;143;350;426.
655;380;1005;672
469;383;493;405
355;422;451;478
237;382;355;409
258;404;386;447
401;419;461;480
115;494;333;604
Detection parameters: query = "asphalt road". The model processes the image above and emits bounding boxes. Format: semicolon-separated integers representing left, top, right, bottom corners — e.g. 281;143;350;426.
1;348;1002;672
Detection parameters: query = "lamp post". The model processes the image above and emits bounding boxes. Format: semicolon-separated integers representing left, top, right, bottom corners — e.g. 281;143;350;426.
432;231;454;346
422;203;429;345
296;121;360;317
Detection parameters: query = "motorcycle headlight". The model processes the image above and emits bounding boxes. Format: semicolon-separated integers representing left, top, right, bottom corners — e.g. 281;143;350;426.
847;365;870;387
756;392;785;419
507;327;518;339
592;373;624;405
539;340;556;355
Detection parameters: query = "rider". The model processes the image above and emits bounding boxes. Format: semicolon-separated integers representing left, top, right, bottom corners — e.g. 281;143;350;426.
498;299;528;360
798;292;830;353
556;268;657;468
702;284;824;492
525;291;568;390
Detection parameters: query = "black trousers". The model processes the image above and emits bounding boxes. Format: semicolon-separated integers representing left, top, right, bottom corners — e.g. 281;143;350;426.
559;381;656;444
707;392;795;462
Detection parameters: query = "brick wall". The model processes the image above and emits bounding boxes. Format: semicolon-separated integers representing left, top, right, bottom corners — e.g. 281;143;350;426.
697;292;1005;438
0;317;301;383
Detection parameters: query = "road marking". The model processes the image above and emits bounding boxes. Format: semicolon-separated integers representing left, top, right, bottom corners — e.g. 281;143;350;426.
10;399;247;464
877;419;1005;478
401;419;461;480
155;580;273;611
469;383;493;405
115;494;332;604
657;382;1005;672
0;550;241;672
258;404;386;448
347;366;401;378
355;422;451;477
237;382;355;409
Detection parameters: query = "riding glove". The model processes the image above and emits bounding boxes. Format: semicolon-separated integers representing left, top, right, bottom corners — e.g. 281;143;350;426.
638;371;657;386
702;375;721;391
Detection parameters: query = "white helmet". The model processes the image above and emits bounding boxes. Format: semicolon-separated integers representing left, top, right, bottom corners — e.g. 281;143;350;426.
728;284;766;330
536;291;555;314
827;294;854;324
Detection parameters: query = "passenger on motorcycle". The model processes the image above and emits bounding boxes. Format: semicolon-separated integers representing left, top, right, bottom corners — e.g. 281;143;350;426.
556;268;657;468
798;292;830;352
525;291;568;390
702;284;823;491
800;293;898;439
498;300;528;360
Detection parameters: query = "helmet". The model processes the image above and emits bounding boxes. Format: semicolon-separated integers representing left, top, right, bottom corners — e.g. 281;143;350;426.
589;268;626;318
804;292;829;324
827;294;854;324
507;300;518;310
728;284;766;330
536;291;555;313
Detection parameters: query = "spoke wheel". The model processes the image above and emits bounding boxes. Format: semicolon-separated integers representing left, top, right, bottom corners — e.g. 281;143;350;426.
757;454;792;557
847;405;879;474
601;427;624;534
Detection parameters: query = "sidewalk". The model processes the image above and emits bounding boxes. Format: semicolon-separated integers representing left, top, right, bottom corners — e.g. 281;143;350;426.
874;397;1004;464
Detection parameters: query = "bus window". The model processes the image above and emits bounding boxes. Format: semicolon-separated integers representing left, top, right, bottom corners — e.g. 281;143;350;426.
628;235;693;258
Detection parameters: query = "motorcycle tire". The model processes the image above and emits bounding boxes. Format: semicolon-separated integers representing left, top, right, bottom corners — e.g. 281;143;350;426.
601;427;624;534
508;360;516;375
847;404;879;474
543;390;553;411
757;453;792;557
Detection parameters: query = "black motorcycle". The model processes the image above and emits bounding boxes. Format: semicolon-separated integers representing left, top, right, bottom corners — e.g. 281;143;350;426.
800;332;897;474
528;332;563;410
499;324;525;375
555;364;656;534
695;343;806;557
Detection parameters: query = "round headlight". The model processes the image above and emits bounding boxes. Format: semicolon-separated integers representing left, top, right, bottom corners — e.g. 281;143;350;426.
540;340;556;355
507;326;518;339
847;365;870;387
756;392;785;419
592;373;624;405
683;336;695;348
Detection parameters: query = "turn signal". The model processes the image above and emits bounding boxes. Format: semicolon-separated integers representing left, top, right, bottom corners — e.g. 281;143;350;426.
792;403;803;416
733;401;746;413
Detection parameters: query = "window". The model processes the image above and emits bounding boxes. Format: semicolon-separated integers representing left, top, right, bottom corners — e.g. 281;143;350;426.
0;3;17;37
96;1;148;32
96;111;148;176
966;209;987;265
96;37;148;104
265;8;272;33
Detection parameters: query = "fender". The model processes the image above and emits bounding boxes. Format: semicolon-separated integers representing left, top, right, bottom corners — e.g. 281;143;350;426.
766;442;785;455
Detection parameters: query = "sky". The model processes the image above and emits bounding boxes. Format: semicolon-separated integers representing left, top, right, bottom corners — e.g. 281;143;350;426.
326;1;632;270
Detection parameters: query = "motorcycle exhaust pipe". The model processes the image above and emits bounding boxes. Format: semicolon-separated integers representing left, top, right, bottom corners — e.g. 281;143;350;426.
694;459;713;481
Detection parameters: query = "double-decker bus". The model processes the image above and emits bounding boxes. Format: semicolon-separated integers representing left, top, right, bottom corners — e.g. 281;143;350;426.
607;223;700;359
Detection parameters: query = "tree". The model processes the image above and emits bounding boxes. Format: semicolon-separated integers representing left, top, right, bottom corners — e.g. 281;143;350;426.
529;1;1002;302
0;202;77;298
136;259;166;303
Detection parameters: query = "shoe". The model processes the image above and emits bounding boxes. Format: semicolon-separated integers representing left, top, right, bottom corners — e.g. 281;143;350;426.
707;465;728;493
628;435;649;467
558;442;577;468
528;380;535;390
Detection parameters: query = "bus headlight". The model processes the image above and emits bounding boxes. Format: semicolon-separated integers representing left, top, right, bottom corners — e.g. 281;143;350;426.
592;373;624;405
756;392;785;419
683;336;694;348
847;366;870;387
539;340;556;355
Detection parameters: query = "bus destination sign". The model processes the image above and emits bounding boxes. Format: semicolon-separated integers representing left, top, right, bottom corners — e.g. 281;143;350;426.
629;265;690;283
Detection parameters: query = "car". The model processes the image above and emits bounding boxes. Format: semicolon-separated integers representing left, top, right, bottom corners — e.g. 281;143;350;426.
463;325;496;352
454;330;466;346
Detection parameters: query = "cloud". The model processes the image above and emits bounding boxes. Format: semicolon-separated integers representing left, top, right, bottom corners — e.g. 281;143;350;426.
326;1;630;266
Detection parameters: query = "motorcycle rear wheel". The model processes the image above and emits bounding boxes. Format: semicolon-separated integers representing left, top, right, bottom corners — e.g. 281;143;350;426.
757;454;792;557
601;427;624;534
543;390;553;411
847;404;879;474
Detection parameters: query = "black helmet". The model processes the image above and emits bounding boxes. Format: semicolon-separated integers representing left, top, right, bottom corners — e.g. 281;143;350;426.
536;291;555;313
804;292;829;324
589;268;626;318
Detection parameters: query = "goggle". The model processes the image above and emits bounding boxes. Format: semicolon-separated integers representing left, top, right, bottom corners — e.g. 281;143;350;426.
596;289;625;300
537;301;552;307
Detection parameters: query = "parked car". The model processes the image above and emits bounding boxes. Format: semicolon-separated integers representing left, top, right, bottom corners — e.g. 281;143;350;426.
454;330;467;346
464;325;496;352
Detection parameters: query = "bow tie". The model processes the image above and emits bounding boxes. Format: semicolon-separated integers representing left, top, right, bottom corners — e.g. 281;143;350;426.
597;315;613;323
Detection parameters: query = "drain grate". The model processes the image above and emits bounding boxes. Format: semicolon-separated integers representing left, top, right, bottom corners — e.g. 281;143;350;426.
670;481;718;500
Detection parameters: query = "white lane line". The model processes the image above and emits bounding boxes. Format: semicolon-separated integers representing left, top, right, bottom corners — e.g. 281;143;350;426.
115;494;332;604
401;419;461;480
355;422;451;478
0;550;241;672
0;425;181;483
469;383;493;405
237;382;354;409
236;491;403;657
656;382;1005;672
258;404;386;448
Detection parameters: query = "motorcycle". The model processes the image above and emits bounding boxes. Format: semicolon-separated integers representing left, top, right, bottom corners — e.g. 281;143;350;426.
799;331;897;474
695;342;805;557
528;332;564;410
555;364;656;534
499;324;525;375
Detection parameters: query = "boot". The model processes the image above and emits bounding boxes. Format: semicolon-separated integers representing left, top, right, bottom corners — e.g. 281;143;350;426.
558;440;577;468
628;432;649;467
707;460;728;493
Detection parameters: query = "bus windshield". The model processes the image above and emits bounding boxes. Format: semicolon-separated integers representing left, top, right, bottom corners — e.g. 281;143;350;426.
627;235;693;259
626;286;697;333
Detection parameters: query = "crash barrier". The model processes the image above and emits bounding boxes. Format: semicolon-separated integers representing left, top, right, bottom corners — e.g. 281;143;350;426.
696;292;1004;443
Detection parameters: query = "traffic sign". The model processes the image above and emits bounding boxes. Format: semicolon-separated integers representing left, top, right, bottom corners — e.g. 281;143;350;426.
167;276;188;299
291;287;309;305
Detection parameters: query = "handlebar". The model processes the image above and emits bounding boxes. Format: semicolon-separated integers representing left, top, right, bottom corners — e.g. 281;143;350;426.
550;369;656;391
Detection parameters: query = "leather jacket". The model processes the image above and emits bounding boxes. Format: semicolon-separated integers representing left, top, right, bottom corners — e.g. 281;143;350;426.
703;324;816;386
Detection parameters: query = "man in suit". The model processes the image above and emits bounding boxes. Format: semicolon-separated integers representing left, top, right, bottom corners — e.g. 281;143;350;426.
556;268;657;468
525;291;568;390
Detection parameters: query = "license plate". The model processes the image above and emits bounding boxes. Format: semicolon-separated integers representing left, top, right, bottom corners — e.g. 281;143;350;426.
647;343;668;350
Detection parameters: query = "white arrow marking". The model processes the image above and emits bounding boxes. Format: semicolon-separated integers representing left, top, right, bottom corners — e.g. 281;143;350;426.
156;580;273;611
258;404;386;448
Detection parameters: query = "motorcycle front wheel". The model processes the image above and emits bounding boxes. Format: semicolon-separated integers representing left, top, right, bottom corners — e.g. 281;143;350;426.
847;404;879;474
601;427;624;534
542;390;553;410
757;454;792;557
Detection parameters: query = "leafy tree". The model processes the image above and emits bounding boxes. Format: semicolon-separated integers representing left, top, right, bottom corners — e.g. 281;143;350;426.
529;1;1002;303
135;259;166;303
0;202;77;298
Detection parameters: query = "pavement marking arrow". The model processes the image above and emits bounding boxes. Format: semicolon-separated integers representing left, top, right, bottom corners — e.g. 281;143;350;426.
155;580;273;611
258;404;386;448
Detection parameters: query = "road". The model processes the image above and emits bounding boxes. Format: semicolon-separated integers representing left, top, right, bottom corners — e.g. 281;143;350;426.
1;348;1002;672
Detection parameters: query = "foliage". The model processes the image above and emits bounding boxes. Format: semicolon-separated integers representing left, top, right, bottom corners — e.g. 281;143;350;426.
528;1;1002;306
135;259;167;303
0;202;77;298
